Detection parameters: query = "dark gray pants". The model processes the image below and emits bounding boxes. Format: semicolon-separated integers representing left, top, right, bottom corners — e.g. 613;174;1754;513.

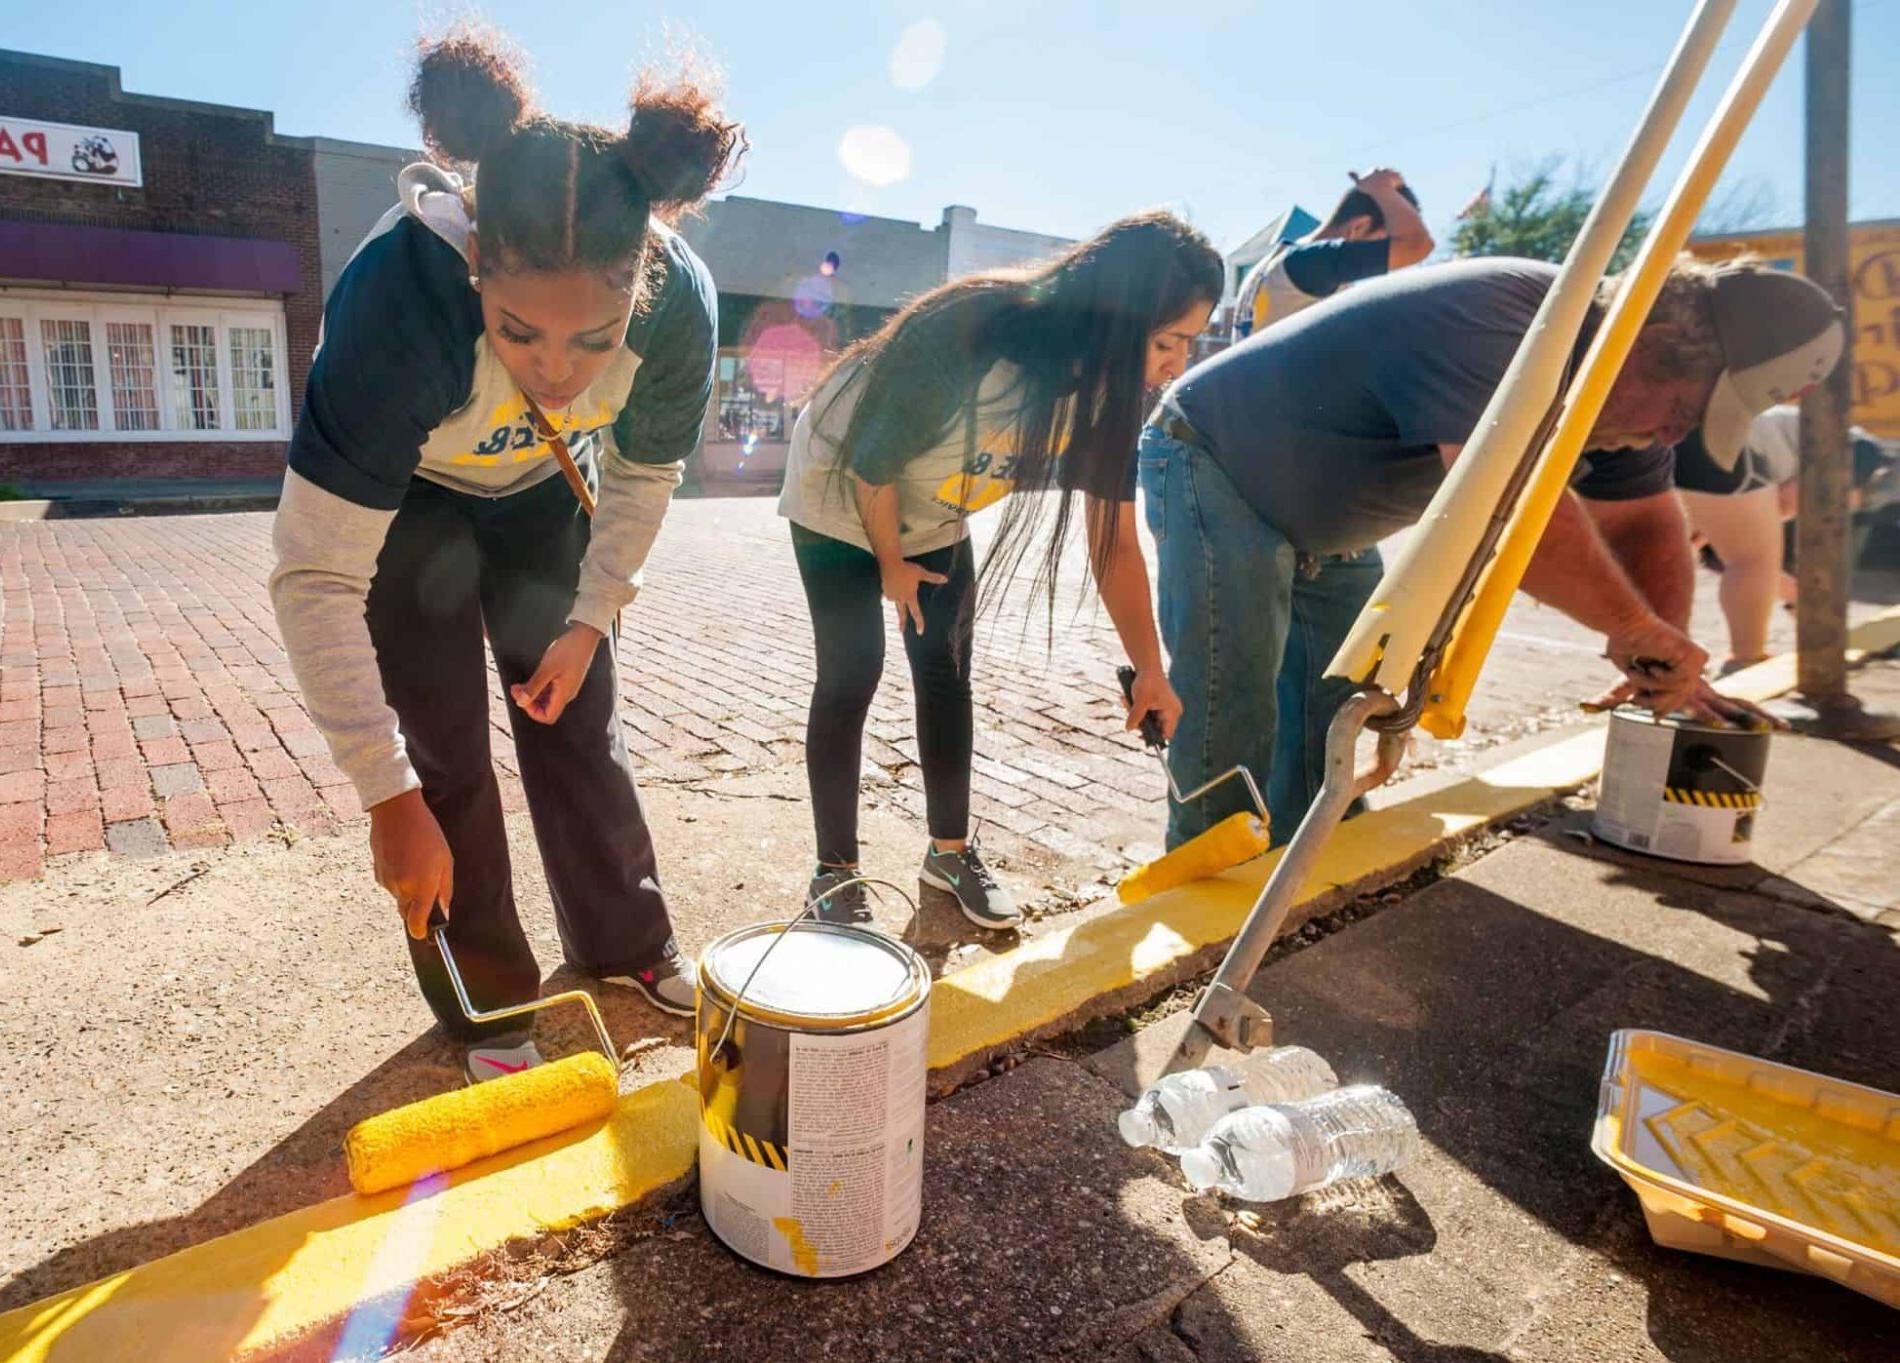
367;472;672;1041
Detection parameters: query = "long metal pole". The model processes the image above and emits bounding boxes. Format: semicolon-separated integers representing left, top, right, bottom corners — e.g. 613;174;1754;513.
1796;0;1852;701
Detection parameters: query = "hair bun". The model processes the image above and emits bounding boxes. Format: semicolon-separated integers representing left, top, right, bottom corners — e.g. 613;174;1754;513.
409;29;533;164
620;73;746;210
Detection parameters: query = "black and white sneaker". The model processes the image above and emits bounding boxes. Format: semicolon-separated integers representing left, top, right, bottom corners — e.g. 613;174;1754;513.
806;866;873;925
600;937;696;1016
920;841;1021;930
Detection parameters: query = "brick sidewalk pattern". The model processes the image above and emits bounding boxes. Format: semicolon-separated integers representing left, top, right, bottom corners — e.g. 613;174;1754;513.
2;498;1780;882
0;502;1168;881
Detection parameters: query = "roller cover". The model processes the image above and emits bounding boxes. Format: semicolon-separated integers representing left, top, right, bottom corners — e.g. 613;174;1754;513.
1117;813;1272;905
344;1051;619;1195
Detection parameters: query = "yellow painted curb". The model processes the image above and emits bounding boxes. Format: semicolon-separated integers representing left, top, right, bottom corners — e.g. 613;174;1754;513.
0;1079;697;1363
4;605;1894;1362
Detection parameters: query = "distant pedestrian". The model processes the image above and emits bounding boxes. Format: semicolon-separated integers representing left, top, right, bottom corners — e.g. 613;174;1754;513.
1231;168;1433;340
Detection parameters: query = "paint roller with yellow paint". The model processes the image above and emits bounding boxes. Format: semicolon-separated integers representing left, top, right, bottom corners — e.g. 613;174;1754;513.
343;928;628;1196
1113;666;1273;904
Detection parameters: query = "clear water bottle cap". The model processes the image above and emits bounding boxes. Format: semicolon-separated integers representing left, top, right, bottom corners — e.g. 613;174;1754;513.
1178;1146;1222;1190
1116;1108;1156;1147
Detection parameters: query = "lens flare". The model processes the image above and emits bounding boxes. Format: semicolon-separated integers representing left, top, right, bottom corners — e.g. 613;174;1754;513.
889;18;947;92
837;125;911;188
793;273;836;320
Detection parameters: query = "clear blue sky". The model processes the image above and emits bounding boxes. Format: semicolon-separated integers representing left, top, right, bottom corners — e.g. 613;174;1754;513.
8;0;1896;251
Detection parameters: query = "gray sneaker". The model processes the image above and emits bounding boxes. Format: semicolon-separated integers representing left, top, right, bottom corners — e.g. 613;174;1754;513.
920;841;1020;930
601;937;697;1017
807;866;872;925
464;1033;544;1085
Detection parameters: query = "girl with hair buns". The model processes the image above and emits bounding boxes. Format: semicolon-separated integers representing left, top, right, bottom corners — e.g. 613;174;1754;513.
271;27;743;1080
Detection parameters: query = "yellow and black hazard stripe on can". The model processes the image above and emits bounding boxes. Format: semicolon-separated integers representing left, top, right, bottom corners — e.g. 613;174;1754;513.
1662;786;1763;810
701;1106;787;1172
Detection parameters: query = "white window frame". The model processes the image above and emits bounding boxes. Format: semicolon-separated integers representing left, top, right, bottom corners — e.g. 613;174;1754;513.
96;305;166;433
33;305;103;434
0;290;289;442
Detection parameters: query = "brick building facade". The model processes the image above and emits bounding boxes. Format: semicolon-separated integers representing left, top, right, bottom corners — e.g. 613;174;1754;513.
0;51;322;487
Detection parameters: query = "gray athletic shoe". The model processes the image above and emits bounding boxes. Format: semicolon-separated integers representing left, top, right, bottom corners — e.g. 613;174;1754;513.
464;1033;544;1085
920;841;1021;930
601;937;697;1017
807;866;872;925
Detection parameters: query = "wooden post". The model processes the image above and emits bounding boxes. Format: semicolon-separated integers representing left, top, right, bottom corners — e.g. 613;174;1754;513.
1786;0;1900;737
1795;0;1851;700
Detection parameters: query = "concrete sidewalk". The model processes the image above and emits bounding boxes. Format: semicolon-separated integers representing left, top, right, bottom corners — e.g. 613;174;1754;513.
387;669;1900;1362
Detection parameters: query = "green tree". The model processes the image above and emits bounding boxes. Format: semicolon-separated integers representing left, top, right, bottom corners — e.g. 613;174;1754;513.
1450;158;1652;272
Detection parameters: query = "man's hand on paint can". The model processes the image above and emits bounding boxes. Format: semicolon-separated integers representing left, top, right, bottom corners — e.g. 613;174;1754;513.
369;788;454;940
1604;616;1707;717
1584;676;1787;730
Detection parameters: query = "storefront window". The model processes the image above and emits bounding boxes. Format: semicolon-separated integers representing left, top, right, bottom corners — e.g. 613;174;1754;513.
228;326;276;431
105;322;160;431
0;318;30;432
0;296;286;440
169;323;221;431
714;351;788;444
40;318;100;431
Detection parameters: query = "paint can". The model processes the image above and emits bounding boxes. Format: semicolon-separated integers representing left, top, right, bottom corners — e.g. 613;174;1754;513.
695;919;931;1278
1592;706;1770;865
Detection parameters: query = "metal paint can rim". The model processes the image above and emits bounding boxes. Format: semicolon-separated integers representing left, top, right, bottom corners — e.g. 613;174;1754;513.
698;920;930;1032
1608;702;1774;737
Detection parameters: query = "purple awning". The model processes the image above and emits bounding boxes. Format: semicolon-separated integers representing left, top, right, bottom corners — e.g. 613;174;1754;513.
0;220;301;294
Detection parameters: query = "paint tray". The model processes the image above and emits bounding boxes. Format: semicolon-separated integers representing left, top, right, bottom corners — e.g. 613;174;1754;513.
1591;1029;1900;1308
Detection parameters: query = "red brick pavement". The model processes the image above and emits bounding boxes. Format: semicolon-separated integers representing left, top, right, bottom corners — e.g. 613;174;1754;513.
1;498;1789;882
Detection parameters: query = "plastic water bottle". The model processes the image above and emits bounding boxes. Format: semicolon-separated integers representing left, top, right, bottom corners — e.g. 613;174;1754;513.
1178;1085;1420;1201
1117;1046;1339;1154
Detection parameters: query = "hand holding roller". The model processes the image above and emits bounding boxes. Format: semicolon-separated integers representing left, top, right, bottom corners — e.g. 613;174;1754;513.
1114;667;1272;905
342;927;630;1196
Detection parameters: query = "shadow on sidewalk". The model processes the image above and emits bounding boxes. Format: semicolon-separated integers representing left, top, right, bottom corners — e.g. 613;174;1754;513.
0;968;694;1357
1244;839;1900;1362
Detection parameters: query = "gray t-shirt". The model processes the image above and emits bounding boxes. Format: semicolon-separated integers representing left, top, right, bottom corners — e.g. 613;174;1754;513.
1172;257;1674;554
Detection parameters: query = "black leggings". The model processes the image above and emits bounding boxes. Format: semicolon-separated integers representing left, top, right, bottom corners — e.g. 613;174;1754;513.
792;525;975;865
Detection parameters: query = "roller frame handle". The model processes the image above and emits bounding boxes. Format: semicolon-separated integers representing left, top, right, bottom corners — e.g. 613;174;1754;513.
1117;665;1167;751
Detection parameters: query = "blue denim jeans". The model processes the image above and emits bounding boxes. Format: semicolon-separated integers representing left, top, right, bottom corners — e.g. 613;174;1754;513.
1138;425;1384;850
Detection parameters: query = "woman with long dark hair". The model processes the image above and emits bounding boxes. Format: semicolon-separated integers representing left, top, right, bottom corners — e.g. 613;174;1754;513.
778;213;1225;927
271;28;743;1080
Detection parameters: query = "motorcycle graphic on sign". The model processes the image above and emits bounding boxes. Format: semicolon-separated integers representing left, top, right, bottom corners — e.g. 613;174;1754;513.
70;135;119;176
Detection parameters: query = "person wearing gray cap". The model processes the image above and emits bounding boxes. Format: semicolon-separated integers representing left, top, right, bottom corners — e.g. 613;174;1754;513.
1139;254;1843;851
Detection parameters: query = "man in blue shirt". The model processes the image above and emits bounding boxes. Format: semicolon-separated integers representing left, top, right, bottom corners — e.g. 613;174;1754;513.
1143;255;1844;850
1231;169;1435;340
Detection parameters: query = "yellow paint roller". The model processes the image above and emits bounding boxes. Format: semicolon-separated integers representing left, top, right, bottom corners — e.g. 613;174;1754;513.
342;928;629;1196
1114;667;1271;904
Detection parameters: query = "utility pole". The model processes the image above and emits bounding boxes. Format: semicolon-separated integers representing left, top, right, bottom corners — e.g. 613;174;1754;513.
1786;0;1900;737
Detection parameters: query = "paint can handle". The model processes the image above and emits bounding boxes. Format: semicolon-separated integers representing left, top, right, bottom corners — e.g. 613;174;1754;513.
710;878;921;1058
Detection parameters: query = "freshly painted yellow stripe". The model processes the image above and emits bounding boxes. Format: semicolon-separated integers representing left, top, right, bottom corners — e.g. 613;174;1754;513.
925;725;1613;1073
0;1078;697;1363
5;604;1894;1363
